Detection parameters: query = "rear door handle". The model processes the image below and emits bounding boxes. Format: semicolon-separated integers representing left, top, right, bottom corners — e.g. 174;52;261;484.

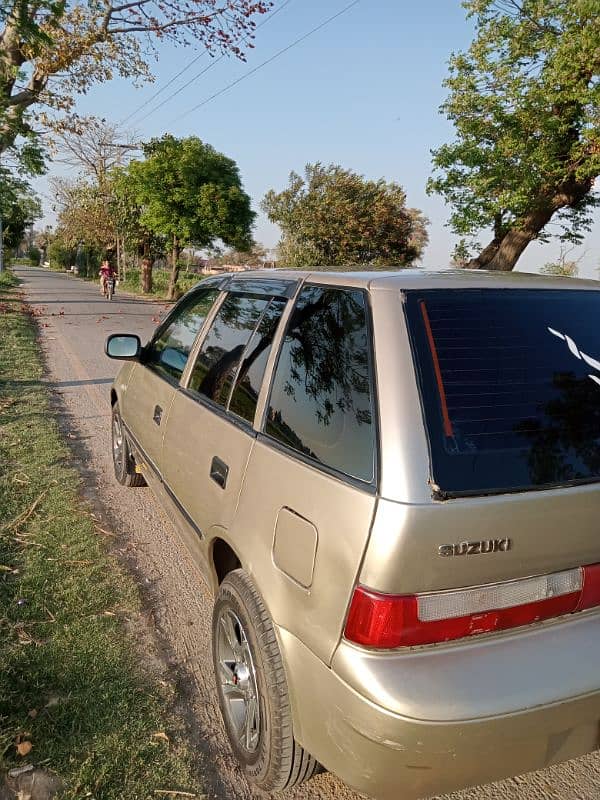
210;456;229;489
153;404;163;426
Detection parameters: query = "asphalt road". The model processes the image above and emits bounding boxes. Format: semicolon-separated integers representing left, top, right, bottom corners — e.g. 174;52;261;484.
16;265;600;800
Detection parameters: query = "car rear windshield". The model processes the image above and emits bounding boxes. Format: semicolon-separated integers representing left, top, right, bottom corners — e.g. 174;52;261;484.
405;288;600;496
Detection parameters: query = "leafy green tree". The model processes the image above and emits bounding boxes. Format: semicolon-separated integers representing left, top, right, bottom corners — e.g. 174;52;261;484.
0;0;269;161
52;178;117;252
429;0;600;271
111;168;165;264
262;163;428;268
124;135;255;299
46;236;77;270
0;170;41;251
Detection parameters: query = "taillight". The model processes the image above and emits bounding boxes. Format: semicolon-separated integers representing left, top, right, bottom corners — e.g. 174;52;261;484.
344;563;600;649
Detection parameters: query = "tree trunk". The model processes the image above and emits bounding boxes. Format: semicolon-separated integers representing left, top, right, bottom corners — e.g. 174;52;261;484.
167;235;181;300
468;178;593;271
116;234;121;279
141;257;153;294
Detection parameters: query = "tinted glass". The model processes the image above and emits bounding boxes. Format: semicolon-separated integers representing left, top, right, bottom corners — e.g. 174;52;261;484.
406;289;600;495
265;286;376;482
227;277;296;297
229;298;287;423
188;293;270;407
145;288;219;382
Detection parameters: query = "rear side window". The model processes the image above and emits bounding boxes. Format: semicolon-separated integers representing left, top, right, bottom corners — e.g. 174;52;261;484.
265;286;376;483
145;287;220;382
406;289;600;495
188;293;273;408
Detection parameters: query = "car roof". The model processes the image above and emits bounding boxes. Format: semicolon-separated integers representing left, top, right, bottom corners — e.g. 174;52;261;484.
200;268;600;293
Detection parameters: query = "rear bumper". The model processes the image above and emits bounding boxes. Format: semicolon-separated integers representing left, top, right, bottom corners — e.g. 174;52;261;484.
278;615;600;800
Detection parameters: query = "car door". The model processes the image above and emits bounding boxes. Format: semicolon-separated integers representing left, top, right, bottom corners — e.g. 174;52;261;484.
120;284;222;472
231;284;379;664
161;281;292;540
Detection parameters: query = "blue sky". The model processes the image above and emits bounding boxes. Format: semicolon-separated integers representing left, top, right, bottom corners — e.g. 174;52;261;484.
38;0;600;276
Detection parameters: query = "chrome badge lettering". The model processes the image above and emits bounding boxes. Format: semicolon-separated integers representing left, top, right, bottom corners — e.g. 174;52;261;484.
438;539;511;557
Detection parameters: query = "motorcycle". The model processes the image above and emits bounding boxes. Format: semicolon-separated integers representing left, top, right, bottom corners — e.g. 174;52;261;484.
105;275;116;301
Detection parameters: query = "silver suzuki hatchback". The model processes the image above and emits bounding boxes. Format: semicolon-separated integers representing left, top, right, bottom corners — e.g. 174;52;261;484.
107;269;600;800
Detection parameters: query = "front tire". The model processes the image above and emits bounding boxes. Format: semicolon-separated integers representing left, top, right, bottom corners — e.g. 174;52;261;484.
111;403;145;487
212;570;319;792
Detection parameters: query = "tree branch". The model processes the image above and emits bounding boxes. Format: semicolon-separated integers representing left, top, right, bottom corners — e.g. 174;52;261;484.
108;7;224;34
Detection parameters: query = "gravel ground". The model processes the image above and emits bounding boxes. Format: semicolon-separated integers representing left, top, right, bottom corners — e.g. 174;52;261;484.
16;265;600;800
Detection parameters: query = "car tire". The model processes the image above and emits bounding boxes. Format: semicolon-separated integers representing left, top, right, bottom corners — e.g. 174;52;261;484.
212;569;320;792
111;403;146;487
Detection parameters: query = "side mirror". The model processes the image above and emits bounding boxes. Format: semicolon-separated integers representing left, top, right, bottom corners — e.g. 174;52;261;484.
105;334;142;361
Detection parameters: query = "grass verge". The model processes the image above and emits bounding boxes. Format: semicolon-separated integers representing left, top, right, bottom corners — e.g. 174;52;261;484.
117;269;201;299
0;269;203;798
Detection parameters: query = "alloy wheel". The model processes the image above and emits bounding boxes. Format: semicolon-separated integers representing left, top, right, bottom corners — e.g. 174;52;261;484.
216;607;261;753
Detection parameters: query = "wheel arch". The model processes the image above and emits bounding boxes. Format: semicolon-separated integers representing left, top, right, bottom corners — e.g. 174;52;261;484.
210;536;242;588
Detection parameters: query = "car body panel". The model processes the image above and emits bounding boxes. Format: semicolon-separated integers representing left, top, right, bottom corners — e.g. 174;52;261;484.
360;489;600;594
118;362;178;469
331;609;600;720
230;437;377;664
278;624;600;800
161;391;256;536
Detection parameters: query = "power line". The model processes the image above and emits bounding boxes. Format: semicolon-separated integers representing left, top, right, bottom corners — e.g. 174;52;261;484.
125;0;294;127
170;0;361;124
120;51;208;125
133;57;225;126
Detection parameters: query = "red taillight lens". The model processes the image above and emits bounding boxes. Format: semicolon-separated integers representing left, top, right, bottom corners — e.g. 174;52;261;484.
345;564;600;649
580;563;600;610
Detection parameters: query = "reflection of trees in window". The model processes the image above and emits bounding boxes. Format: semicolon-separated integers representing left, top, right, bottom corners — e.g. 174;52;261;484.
267;409;317;459
280;287;372;427
266;286;375;481
229;299;286;422
515;373;600;486
189;294;271;406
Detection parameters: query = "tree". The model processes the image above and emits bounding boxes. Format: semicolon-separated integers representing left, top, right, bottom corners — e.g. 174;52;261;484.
429;0;600;271
0;0;269;158
123;135;255;299
262;163;428;268
0;170;41;251
52;177;117;252
214;243;268;267
55;117;139;186
55;119;161;278
540;245;581;277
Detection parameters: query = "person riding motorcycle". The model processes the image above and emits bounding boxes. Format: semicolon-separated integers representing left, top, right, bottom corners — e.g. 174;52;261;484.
99;261;116;296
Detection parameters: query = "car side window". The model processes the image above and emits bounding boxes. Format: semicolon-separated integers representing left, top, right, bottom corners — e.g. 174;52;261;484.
265;286;376;483
145;287;220;383
229;297;287;423
187;293;273;408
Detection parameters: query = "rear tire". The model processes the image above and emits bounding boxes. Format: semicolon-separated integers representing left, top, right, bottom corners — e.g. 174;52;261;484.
212;569;320;792
111;403;145;487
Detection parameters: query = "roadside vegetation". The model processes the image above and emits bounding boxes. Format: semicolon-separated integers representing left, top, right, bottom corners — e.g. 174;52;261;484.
117;267;201;298
0;268;202;798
